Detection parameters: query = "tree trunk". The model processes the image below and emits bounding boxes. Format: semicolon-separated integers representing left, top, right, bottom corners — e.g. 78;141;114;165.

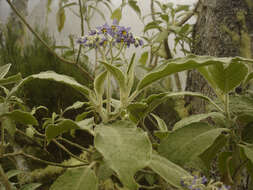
185;0;253;114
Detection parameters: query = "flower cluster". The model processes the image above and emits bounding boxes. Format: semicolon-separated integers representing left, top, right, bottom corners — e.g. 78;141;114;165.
181;175;230;190
77;20;143;48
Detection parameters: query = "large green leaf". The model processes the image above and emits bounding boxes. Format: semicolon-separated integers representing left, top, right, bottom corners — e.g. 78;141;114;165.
198;61;248;94
158;122;229;166
0;64;11;79
128;91;223;123
137;54;253;92
3;110;38;126
46;118;94;141
50;167;98;190
173;112;225;130
9;71;90;98
94;121;152;190
149;153;191;189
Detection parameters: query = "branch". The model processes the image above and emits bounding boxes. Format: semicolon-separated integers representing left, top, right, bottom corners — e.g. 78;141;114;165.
0;164;12;190
52;140;89;164
5;0;94;82
2;152;88;168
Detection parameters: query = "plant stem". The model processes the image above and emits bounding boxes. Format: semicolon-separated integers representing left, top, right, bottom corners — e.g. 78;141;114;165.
75;0;85;65
0;164;12;190
2;152;88;168
225;94;231;120
52;140;89;164
0;119;4;157
5;0;94;82
57;136;92;153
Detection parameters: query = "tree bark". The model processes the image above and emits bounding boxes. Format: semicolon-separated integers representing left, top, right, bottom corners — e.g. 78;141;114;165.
185;0;253;114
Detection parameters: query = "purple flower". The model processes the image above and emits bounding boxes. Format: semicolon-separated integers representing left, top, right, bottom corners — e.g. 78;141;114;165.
201;176;208;185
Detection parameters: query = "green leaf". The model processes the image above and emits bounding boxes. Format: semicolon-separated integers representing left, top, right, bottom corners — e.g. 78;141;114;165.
173;112;225;130
3;110;38;126
111;8;122;22
50;167;98;190
128;0;141;17
128;91;223;123
0;64;11;79
149;153;191;188
151;113;167;131
137;54;253;92
139;51;149;65
199;134;228;169
76;117;94;135
144;21;162;33
158;122;229;166
20;183;41;190
63;101;87;114
244;72;253;85
94;121;152;190
0;73;22;86
127;102;148;123
46;118;94;141
6;170;23;179
154;30;168;43
198;61;248;94
94;71;107;101
9;71;90;98
239;144;253;164
56;8;66;32
100;61;126;93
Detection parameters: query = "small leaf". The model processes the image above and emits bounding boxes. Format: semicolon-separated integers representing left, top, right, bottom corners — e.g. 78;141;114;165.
6;170;23;179
50;167;98;190
0;73;22;86
56;8;66;32
111;8;122;22
151;113;167;131
100;61;126;93
128;0;141;17
144;21;162;33
94;121;152;190
46;118;94;141
3;110;38;126
0;64;11;79
149;153;191;188
94;71;107;101
139;52;149;66
63;101;87;114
